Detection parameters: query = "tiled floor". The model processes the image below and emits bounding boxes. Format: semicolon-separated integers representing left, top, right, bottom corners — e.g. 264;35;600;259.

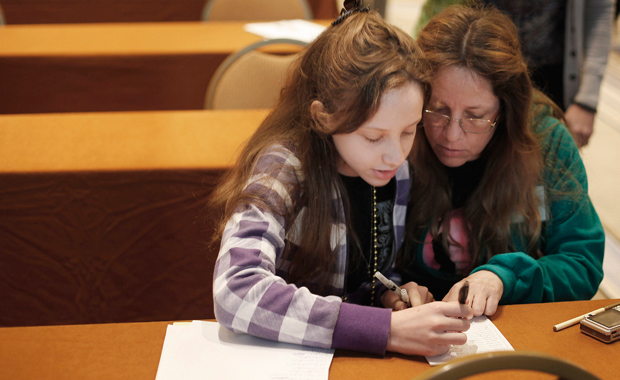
384;2;620;298
581;27;620;299
582;52;620;241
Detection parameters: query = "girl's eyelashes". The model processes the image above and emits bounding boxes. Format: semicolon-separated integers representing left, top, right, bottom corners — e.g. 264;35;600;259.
364;129;416;143
365;136;382;143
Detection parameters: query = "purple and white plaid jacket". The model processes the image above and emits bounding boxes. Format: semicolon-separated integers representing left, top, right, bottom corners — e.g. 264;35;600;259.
213;144;410;355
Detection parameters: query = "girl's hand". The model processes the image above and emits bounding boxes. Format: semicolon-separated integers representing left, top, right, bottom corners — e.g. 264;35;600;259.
381;281;434;310
443;271;503;316
386;301;473;356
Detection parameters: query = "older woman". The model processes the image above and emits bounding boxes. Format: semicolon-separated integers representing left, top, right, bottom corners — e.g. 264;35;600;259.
393;5;605;317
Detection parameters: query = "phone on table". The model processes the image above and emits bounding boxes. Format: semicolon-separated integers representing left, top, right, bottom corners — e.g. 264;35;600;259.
580;306;620;343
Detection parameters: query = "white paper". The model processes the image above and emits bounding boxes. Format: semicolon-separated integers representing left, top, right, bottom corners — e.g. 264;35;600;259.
155;320;334;380
244;20;327;44
425;316;514;366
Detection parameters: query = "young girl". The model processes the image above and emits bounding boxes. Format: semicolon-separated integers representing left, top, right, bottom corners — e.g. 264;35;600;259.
211;10;472;357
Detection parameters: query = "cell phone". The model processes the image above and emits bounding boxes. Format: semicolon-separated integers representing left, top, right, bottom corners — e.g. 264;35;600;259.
580;306;620;343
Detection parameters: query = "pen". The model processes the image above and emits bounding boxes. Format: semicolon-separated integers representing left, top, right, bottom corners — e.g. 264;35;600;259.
458;281;469;304
553;300;620;332
374;271;411;307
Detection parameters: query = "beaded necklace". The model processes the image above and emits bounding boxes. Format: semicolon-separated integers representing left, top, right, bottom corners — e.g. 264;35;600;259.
370;186;378;304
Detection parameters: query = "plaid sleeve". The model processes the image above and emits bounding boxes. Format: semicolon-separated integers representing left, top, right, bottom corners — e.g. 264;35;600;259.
393;160;411;254
213;146;343;349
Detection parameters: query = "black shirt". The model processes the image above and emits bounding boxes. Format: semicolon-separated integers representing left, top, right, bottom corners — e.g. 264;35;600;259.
447;157;487;209
340;174;395;303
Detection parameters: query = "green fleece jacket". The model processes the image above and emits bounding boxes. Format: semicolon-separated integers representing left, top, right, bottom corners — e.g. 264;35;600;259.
405;105;605;304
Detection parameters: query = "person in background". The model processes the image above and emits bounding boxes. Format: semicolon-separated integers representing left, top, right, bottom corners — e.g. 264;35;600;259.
210;9;472;357
391;5;605;317
413;0;615;147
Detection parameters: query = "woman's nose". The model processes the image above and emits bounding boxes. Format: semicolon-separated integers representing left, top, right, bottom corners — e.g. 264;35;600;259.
443;118;465;141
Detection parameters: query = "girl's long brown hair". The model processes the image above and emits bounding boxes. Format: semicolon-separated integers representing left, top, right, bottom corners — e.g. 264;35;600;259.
408;5;546;269
209;11;430;291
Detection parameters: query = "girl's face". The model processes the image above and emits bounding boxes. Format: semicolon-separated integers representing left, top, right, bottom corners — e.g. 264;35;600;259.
424;66;500;167
332;81;424;187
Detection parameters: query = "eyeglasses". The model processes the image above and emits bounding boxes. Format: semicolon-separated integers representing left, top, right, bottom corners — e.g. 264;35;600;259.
332;0;370;26
422;109;499;134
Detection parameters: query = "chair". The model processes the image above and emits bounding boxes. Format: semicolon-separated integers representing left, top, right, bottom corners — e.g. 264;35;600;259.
412;351;601;380
333;0;386;17
201;0;313;21
205;38;307;110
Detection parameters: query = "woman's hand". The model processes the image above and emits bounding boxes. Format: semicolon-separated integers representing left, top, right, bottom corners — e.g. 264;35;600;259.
381;281;434;310
443;270;503;316
386;301;473;356
565;103;595;147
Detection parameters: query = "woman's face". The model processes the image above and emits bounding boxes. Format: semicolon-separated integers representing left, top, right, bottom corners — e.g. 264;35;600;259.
424;66;500;167
332;81;424;187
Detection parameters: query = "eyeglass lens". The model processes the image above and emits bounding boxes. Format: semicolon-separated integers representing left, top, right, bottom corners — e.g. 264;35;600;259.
423;111;493;133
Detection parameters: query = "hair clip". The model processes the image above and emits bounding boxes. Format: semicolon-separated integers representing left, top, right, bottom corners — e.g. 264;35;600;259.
331;0;370;26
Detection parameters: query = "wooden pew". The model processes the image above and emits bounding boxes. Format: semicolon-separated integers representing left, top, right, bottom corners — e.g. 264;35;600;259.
0;0;337;24
0;21;326;114
0;109;268;327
